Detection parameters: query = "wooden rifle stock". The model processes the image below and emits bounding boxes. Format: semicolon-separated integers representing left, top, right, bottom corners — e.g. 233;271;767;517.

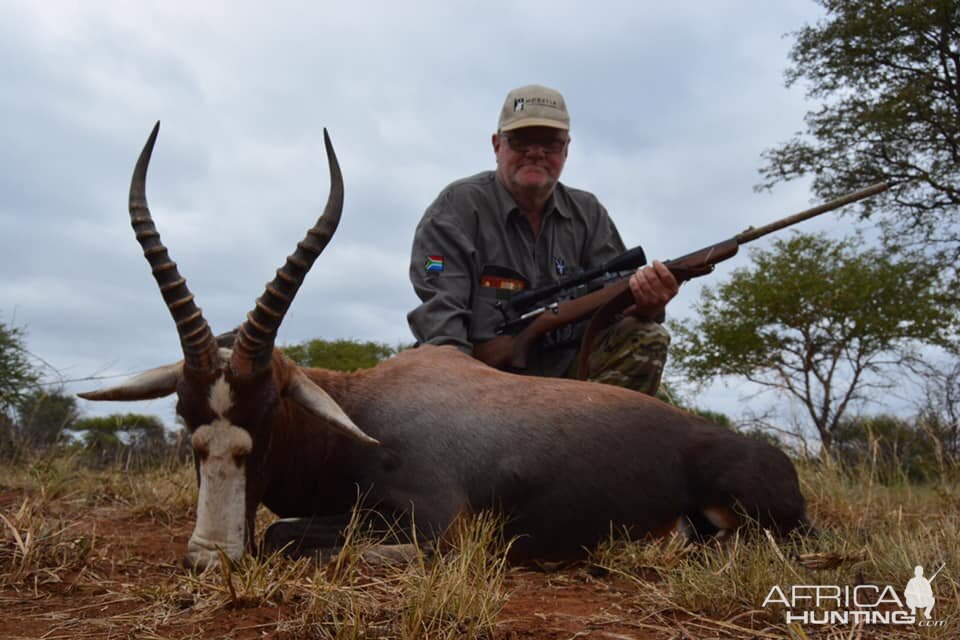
472;181;893;372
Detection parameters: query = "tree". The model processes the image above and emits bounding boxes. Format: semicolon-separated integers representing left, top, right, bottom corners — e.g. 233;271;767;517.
72;413;170;464
832;414;940;482
282;338;400;371
760;1;960;275
912;356;960;463
670;233;956;452
0;318;40;418
15;389;80;448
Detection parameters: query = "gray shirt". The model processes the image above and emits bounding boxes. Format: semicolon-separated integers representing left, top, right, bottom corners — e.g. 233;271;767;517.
407;171;628;377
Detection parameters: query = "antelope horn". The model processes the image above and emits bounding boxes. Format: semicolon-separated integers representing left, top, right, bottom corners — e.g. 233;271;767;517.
130;122;218;372
231;129;344;375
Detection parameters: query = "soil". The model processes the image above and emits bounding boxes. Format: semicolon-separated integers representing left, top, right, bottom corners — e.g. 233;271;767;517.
0;489;681;640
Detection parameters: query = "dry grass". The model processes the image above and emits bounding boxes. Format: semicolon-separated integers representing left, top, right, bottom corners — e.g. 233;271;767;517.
0;453;957;639
399;512;511;639
591;460;959;638
0;494;99;583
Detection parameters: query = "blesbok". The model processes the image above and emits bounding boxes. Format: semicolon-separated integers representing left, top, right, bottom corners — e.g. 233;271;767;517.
81;124;808;569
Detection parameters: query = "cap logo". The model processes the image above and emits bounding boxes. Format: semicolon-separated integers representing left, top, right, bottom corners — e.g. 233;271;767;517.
526;96;560;109
499;85;569;132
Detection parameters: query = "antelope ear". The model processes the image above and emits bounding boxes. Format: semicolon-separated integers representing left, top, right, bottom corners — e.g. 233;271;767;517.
78;362;183;401
287;368;379;446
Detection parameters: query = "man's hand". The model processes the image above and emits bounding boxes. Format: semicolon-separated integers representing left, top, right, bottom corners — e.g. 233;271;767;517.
625;260;678;319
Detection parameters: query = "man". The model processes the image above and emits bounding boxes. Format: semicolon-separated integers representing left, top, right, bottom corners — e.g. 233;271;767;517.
407;84;678;394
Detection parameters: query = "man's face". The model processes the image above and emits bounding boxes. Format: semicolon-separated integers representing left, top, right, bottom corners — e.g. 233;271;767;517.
493;126;569;201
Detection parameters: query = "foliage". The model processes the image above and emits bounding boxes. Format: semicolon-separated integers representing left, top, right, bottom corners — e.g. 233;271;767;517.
832;413;940;482
72;413;171;465
912;355;960;462
670;232;956;451
760;0;960;276
282;338;399;371
14;389;79;448
687;408;732;428
0;318;40;419
4;381;177;467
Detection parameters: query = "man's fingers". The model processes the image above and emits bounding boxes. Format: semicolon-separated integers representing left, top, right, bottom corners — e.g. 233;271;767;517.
631;264;676;306
651;260;679;294
629;270;656;301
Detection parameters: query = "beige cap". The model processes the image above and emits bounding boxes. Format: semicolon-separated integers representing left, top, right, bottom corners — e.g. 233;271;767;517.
497;84;570;133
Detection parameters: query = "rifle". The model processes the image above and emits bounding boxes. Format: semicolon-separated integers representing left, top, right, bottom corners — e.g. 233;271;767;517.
472;181;893;373
506;245;650;317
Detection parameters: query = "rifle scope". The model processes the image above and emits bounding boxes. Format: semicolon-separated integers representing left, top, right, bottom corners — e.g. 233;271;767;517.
508;245;647;313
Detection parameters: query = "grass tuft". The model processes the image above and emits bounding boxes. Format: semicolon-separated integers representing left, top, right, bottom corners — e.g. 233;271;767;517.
400;512;511;640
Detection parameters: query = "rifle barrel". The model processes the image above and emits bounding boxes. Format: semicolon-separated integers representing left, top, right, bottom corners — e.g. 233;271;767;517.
929;562;946;582
735;181;892;244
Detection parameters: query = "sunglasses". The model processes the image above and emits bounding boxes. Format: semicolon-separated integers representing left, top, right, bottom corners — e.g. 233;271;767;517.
501;133;569;154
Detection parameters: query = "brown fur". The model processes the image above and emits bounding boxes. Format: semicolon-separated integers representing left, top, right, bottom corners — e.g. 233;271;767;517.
242;344;808;560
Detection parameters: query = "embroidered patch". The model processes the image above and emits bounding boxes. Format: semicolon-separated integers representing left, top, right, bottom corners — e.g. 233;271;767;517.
554;257;566;276
479;265;529;300
425;255;444;272
480;275;526;291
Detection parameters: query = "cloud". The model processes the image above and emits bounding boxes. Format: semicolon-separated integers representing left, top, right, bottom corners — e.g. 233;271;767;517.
6;1;876;426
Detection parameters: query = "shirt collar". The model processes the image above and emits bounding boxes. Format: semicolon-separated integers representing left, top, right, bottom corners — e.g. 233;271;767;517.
492;173;572;225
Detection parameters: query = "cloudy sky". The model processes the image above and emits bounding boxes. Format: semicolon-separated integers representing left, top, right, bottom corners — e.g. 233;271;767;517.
5;0;878;426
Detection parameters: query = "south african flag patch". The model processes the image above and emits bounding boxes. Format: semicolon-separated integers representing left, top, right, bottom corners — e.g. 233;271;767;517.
425;255;444;272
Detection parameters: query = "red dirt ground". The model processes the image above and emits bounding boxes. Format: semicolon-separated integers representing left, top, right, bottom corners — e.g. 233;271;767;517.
0;488;682;640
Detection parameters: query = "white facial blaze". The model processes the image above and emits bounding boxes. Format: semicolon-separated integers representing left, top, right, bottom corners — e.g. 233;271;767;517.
186;375;253;568
208;375;233;416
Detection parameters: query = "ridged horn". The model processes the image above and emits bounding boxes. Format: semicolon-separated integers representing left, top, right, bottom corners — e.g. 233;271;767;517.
130;122;218;372
231;128;344;375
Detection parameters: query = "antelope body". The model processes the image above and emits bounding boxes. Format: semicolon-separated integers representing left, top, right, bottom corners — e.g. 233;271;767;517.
82;125;808;569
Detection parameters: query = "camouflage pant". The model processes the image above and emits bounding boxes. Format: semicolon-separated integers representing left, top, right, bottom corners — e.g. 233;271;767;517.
574;318;670;396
